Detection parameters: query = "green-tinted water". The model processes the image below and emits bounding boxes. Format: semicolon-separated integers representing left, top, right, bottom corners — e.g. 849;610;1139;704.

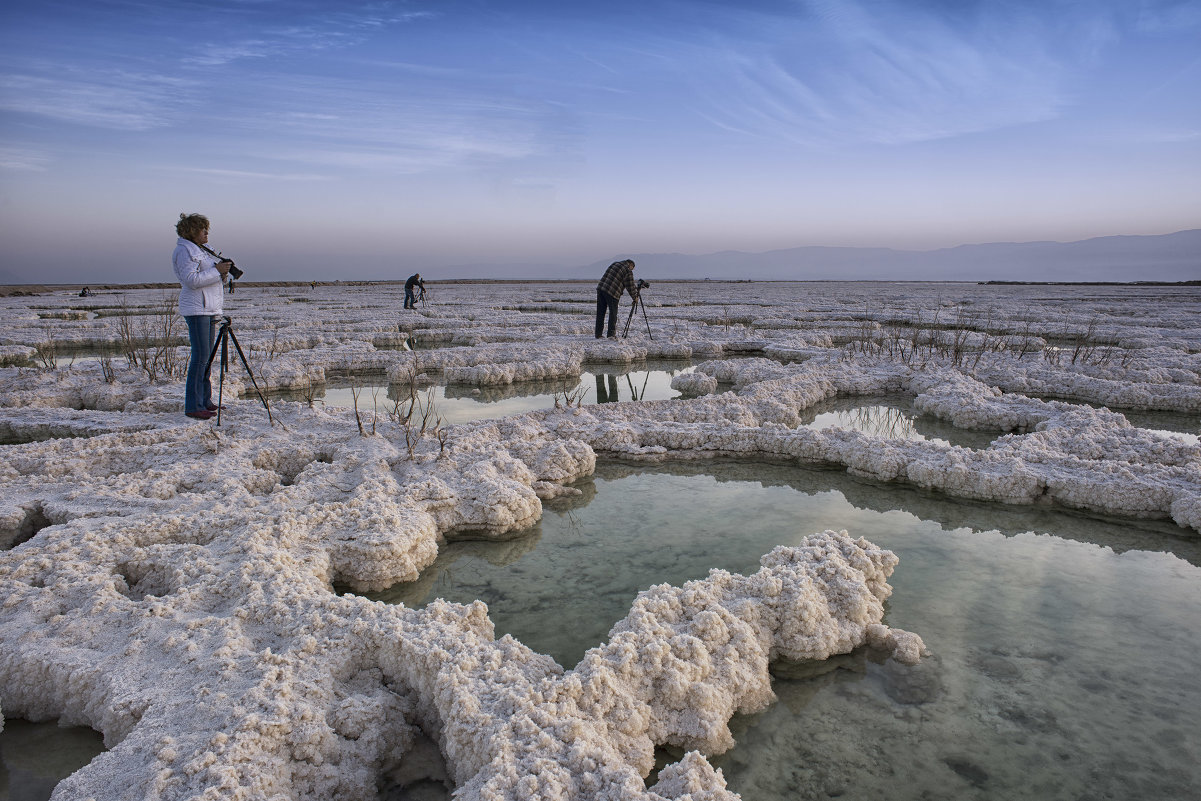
366;460;1201;800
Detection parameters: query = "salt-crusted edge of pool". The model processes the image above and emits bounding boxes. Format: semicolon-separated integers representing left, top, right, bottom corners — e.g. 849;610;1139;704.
0;424;922;799
0;346;1198;798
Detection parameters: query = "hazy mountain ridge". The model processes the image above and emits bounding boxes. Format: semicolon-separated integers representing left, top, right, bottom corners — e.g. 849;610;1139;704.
3;230;1194;286
579;229;1201;282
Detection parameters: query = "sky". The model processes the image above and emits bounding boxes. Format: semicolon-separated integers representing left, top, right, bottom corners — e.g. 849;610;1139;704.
1;0;1199;283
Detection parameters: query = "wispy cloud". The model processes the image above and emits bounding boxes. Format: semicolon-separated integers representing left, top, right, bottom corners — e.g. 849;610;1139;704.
213;70;567;173
180;3;435;67
0;70;190;130
184;41;277;68
1137;0;1201;32
661;0;1087;145
169;166;332;181
0;145;52;171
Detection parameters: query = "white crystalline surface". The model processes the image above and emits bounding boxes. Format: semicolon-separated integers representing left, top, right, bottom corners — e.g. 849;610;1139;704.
1;280;1199;800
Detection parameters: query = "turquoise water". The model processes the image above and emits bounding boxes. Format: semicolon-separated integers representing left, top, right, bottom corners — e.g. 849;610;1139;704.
364;460;1201;800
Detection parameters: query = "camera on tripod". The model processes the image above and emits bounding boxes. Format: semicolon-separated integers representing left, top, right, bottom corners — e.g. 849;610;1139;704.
636;278;650;290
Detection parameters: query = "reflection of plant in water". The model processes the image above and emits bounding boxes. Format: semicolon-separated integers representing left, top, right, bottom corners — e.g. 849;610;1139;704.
554;385;587;409
297;382;320;408
384;355;445;456
830;405;917;440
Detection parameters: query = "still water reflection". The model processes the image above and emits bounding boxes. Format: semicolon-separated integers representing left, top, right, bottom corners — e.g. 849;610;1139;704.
363;460;1201;801
263;363;695;424
800;394;1001;450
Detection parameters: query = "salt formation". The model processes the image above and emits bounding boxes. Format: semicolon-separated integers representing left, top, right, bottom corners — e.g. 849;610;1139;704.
1;280;1199;798
0;399;920;799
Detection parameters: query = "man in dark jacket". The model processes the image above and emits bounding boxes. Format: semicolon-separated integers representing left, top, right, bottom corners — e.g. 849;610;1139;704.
404;273;425;309
595;259;637;338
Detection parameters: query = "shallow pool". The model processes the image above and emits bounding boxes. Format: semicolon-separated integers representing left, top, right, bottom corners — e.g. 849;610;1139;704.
799;394;1001;450
0;718;105;801
263;362;695;424
364;460;1201;800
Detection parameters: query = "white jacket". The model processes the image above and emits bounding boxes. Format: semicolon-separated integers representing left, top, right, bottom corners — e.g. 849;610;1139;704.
173;237;225;317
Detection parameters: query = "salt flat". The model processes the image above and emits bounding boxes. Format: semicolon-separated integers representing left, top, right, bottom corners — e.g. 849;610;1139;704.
1;280;1198;800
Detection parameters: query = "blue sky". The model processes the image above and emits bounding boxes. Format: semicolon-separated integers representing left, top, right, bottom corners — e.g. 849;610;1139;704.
1;0;1198;283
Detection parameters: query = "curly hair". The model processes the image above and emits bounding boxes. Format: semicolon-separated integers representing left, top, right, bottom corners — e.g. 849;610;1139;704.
175;213;210;242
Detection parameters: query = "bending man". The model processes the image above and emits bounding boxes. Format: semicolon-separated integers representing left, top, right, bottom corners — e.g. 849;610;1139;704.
404;273;425;309
595;259;638;339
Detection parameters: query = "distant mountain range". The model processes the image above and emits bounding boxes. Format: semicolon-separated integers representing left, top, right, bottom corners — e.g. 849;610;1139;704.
2;229;1195;287
566;229;1201;283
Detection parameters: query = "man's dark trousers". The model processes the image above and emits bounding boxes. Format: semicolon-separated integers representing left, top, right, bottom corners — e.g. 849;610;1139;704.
595;289;619;338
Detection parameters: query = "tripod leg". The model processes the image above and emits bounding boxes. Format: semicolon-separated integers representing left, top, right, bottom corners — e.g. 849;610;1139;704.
205;322;223;374
215;326;229;425
623;298;637;338
641;297;652;340
225;328;274;424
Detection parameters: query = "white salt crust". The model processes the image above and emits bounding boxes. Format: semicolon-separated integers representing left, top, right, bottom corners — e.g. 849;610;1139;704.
1;280;1199;798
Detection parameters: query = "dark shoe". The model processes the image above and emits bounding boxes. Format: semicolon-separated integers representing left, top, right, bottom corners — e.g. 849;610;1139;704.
185;410;214;420
205;403;225;411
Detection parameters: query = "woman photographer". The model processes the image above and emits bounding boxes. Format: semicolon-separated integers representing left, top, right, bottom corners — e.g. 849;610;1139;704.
173;213;231;420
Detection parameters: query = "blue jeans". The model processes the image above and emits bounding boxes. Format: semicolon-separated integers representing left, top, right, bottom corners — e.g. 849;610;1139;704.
184;315;218;413
595;289;619;338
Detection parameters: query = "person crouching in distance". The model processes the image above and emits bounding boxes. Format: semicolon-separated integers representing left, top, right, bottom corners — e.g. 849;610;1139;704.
595;259;638;338
173;213;231;420
404;272;425;309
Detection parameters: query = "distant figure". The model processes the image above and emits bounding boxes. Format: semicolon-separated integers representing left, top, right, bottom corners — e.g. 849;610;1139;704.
310;281;317;290
595;259;638;339
78;287;90;297
404;273;425;309
173;212;231;420
228;280;236;295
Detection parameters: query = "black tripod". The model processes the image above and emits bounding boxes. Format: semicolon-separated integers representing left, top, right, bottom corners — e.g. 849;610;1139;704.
204;316;273;425
622;290;652;340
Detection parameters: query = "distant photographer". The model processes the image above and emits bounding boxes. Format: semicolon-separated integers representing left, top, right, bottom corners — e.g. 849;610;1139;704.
404;272;425;309
595;259;639;339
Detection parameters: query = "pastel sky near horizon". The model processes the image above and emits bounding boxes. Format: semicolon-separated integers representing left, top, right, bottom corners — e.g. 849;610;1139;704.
1;0;1199;283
